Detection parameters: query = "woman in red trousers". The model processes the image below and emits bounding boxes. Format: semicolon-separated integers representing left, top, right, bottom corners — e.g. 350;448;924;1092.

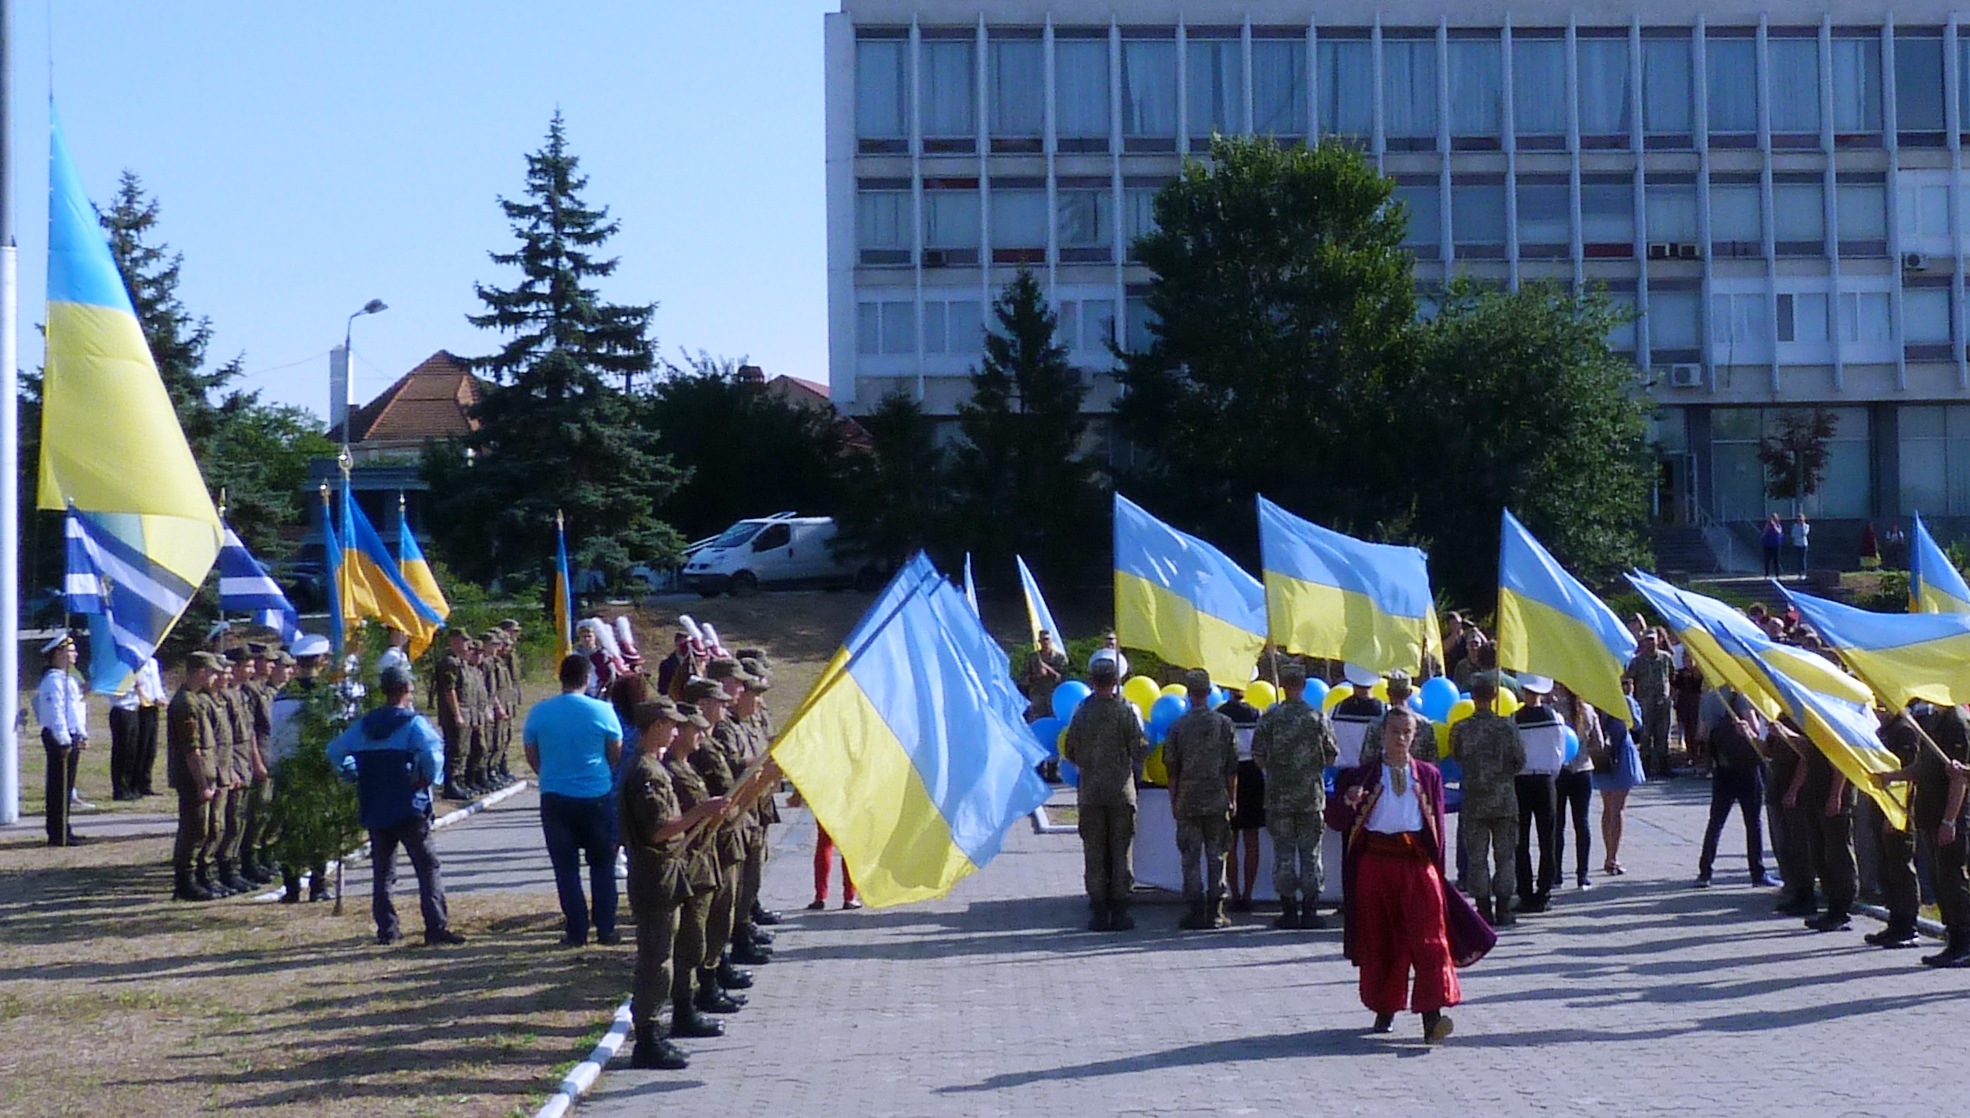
790;787;860;910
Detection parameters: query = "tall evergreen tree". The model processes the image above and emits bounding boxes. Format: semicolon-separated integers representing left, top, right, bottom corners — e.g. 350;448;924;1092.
429;113;682;583
833;392;948;571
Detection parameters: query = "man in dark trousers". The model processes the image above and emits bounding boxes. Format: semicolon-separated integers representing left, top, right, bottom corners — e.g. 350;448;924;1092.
1060;660;1148;932
1696;686;1775;888
1510;675;1564;913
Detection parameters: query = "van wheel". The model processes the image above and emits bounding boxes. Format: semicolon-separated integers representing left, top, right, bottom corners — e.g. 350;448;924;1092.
729;571;759;597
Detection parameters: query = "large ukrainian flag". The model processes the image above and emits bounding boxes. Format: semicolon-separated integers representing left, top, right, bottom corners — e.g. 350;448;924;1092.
338;479;444;657
771;555;1049;907
1909;513;1970;614
1113;494;1266;687
39;115;221;692
398;500;450;623
1257;495;1440;672
1776;584;1970;708
1496;510;1634;715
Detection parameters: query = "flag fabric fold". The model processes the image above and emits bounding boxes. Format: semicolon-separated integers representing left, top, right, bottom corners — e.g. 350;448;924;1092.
1775;583;1970;709
1909;512;1970;614
553;514;575;656
336;480;444;657
398;505;451;623
1257;495;1440;672
323;492;345;653
64;509;199;691
1495;511;1635;716
1113;494;1267;687
218;526;302;644
1015;555;1060;647
962;553;980;618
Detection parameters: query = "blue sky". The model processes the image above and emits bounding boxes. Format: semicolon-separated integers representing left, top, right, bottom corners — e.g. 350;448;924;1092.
13;1;834;415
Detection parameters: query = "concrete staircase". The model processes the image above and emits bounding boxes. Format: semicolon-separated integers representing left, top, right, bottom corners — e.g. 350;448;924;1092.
1650;525;1721;577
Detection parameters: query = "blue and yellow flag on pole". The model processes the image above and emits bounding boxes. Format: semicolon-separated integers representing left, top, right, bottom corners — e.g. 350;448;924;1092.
553;512;575;657
397;494;450;623
322;488;345;653
1113;495;1266;687
1257;495;1440;672
1776;583;1970;708
1015;555;1060;647
1909;513;1970;614
1496;511;1634;716
338;479;444;657
771;554;1049;907
39;113;221;691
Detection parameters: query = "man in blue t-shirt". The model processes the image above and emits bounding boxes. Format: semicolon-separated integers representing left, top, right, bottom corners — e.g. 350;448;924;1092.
525;653;626;946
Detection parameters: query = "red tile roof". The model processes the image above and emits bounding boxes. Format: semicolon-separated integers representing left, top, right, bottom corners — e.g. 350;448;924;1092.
331;351;485;445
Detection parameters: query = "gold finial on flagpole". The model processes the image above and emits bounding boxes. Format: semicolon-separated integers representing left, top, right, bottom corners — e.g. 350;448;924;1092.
217;487;228;522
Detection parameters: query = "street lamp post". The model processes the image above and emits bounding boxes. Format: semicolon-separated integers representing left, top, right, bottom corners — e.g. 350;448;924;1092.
328;298;387;457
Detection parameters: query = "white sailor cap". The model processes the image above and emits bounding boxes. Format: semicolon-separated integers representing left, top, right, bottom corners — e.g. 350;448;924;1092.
1342;662;1379;688
1517;673;1554;695
41;631;75;655
291;633;332;658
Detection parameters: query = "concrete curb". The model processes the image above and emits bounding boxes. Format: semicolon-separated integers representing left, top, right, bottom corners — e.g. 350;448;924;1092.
250;780;532;903
1854;901;1948;940
533;999;633;1118
1031;804;1075;835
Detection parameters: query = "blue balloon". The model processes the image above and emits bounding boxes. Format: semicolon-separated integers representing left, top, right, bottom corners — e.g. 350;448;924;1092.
1419;676;1460;722
1562;726;1581;765
1407;694;1425;713
1149;694;1188;736
1304;678;1330;709
1052;680;1092;722
1059;759;1081;787
1323;765;1339;795
1207;685;1226;710
1029;716;1064;758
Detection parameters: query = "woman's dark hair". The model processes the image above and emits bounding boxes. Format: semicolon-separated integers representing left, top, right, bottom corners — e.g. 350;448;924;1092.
612;673;651;726
559;653;592;690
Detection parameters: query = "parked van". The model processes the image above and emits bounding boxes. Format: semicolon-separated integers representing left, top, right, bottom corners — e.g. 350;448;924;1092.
679;514;877;596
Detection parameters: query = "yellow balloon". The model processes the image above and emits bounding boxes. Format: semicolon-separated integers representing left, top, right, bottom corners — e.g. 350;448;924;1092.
1161;683;1187;698
1122;675;1160;712
1496;689;1522;716
1434;721;1452;754
1323;685;1349;711
1246;680;1278;711
1144;744;1169;785
1058;728;1070;754
1370;679;1390;703
1447;698;1477;725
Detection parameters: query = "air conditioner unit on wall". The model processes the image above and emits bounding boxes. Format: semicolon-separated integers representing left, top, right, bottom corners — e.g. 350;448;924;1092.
1647;242;1675;260
1903;251;1930;271
1666;363;1704;389
1675;242;1701;259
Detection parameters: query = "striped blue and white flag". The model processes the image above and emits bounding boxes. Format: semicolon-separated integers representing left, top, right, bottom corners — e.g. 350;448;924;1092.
64;507;199;688
219;525;302;643
63;510;108;614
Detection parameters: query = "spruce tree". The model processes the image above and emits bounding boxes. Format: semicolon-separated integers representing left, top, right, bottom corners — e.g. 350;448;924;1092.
432;113;682;583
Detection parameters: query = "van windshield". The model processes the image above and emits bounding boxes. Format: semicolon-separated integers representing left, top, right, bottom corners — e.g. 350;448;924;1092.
710;522;764;549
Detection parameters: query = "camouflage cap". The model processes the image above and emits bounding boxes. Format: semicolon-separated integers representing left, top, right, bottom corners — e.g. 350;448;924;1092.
705;657;763;688
274;651;297;667
480;630;505;644
189;651;226;672
1277;662;1308;687
632;698;689;729
673;702;712;729
1182;668;1213;693
499;619;522;631
1385;669;1413;694
224;647;252;663
735;648;771;668
683;677;725;704
247;642;272;660
738;658;772;691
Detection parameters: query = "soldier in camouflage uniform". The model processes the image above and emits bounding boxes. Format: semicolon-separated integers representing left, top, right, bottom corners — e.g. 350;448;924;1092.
1449;673;1527;927
1253;662;1339;929
706;657;775;966
236;645;278;885
497;623;525;785
435;631;472;799
1624;632;1676;778
683;678;752;1014
663;700;731;1039
170;653;226;902
460;639;494;794
479;630;512;790
1163;669;1240;930
1060;661;1148;932
737;653;783;930
216;651;262;894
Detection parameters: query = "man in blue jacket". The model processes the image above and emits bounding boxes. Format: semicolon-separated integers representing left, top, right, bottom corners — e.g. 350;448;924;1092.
327;664;465;947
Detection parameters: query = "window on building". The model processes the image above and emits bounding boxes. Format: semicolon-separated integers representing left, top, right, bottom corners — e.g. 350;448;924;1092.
1709;182;1762;244
1832;37;1883;133
1767;38;1821;134
1606;291;1638;351
1450;183;1507;245
1960;39;1970;130
856;190;910;264
1188;39;1244;138
1581;183;1635;245
1393;185;1440;248
1773;182;1826;244
1056;38;1111;141
1905;287;1953;343
922;190;980;250
1898;183;1951;241
1383;38;1439;140
1057;189;1112;249
1514;38;1567;136
856;299;918;356
1643;37;1693;136
1705;37;1757;134
990;39;1045;138
1837;182;1888;242
1124;187;1159;259
1517;183;1570;246
857;40;909;140
1577;38;1633;136
1897;36;1946;132
1645;183;1701;242
1818;406;1873;516
1776;291;1831;342
990;189;1049;251
1253;40;1308;136
922;298;984;356
1839;290;1893;342
1056;297;1117;353
1124;296;1157;352
922;41;976;139
1448;38;1502;139
1709;292;1771;347
1122;40;1178;140
1318;39;1373;136
922;302;947;355
1899;405;1970;514
1648;289;1703;348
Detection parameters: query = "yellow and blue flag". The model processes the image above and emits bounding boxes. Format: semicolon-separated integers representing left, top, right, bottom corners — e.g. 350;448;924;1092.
771;554;1049;907
39;114;221;692
397;496;450;623
338;480;444;657
553;512;575;656
1909;513;1970;613
1257;495;1441;672
1496;510;1634;716
1776;584;1970;708
1113;495;1266;687
323;490;346;652
1015;554;1060;646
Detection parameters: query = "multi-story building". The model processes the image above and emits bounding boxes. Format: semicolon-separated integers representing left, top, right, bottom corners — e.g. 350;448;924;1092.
824;2;1970;538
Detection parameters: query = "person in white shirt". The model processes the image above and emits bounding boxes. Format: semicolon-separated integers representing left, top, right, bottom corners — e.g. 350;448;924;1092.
377;628;412;676
1087;632;1129;681
110;656;165;801
34;632;91;846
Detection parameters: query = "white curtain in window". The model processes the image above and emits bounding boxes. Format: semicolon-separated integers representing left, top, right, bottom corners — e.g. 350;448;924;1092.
1318;40;1373;135
991;41;1044;136
1450;184;1506;244
857;41;909;138
1773;182;1826;242
1705;39;1757;133
1840;291;1892;342
1123;40;1178;137
1581;184;1634;243
947;301;983;355
1785;292;1830;342
991;190;1049;249
1253;41;1307;136
1767;40;1821;133
1648;290;1702;348
1710;184;1761;241
1080;299;1115;350
1837;184;1887;239
1125;297;1157;352
921;42;976;138
922;191;980;249
1578;39;1633;134
1517;185;1570;244
1606;293;1638;350
1056;40;1110;138
1393;185;1440;246
1906;288;1953;343
1643;39;1692;133
1644;185;1700;242
1057;190;1111;247
1710;293;1771;346
856;303;882;354
1832;39;1884;132
1188;40;1244;135
880;301;916;355
1897;38;1946;131
923;302;948;354
1448;40;1502;137
856;191;909;249
1901;406;1949;513
1513;39;1567;135
1383;40;1439;138
1125;188;1159;244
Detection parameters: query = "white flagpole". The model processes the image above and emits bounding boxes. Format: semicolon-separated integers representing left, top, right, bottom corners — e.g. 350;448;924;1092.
0;0;21;825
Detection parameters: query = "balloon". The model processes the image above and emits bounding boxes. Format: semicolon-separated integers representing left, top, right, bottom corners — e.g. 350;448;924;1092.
1434;721;1452;755
1419;677;1460;722
1323;684;1348;711
1122;675;1161;715
1370;679;1390;703
1144;744;1168;785
1303;678;1329;709
1029;716;1064;757
1496;689;1522;717
1323;765;1339;795
1161;683;1187;698
1206;685;1226;710
1058;728;1070;756
1052;680;1092;722
1059;759;1080;787
1407;694;1424;713
1563;726;1581;765
1149;694;1188;738
1245;680;1278;711
1447;698;1477;725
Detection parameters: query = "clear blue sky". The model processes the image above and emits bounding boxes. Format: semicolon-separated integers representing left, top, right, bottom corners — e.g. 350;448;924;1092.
11;1;834;415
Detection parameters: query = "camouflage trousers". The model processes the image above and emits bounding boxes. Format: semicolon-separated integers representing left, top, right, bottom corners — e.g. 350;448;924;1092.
628;888;678;1031
1175;813;1232;903
1078;804;1136;905
671;889;714;1008
1266;806;1325;902
1461;813;1518;906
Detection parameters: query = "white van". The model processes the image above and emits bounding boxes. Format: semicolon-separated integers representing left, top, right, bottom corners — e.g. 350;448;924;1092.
679;514;877;596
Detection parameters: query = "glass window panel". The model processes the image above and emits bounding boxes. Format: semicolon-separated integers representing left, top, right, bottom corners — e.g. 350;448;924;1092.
1896;37;1946;131
922;41;976;138
947;300;983;354
857;191;909;250
1710;183;1762;241
1122;40;1178;138
1649;289;1703;348
1056;301;1081;348
1645;184;1700;242
1578;39;1634;135
990;40;1045;137
1514;39;1568;135
1906;287;1953;343
1517;183;1571;244
1711;405;1764;441
1905;403;1949;439
1713;442;1767;521
1057;190;1112;247
1056;39;1111;139
1253;40;1308;136
1318;39;1373;135
1383;39;1440;139
1832;38;1883;132
1187;40;1244;135
1705;38;1758;133
1607;292;1638;351
1081;299;1115;350
1710;293;1770;345
1837;183;1888;239
880;300;916;355
1451;183;1507;244
1840;291;1893;341
857;40;909;139
922;191;980;249
1448;39;1502;137
856;302;881;354
1819;433;1872;517
1582;183;1635;244
1902;409;1949;513
1124;187;1159;257
990;189;1049;249
1644;38;1693;133
1768;39;1821;133
1393;185;1440;247
1961;41;1970;129
922;302;947;354
1899;185;1951;239
1125;296;1157;352
1787;292;1831;341
1773;182;1825;242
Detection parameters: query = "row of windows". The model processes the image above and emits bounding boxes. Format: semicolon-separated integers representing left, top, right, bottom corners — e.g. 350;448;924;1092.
858;186;1158;262
855;294;1150;357
858;28;1970;151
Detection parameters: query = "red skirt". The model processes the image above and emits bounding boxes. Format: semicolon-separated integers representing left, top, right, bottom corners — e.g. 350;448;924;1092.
1353;831;1461;1015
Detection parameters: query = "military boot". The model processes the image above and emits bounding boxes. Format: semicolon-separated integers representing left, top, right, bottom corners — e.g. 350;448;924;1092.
630;1024;689;1070
1477;898;1495;926
729;936;772;966
279;868;302;904
717;956;754;989
669;974;725;1038
748;924;775;946
1300;903;1330;930
1087;904;1110;932
751;900;783;926
1922;932;1970;967
695;969;742;1014
1274;899;1301;930
172;870;213;902
1177;900;1212;930
1211;897;1231;929
242;856;274;886
308;872;332;903
218;860;254;895
1491;901;1518;928
196;865;231;897
1109;903;1136;931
